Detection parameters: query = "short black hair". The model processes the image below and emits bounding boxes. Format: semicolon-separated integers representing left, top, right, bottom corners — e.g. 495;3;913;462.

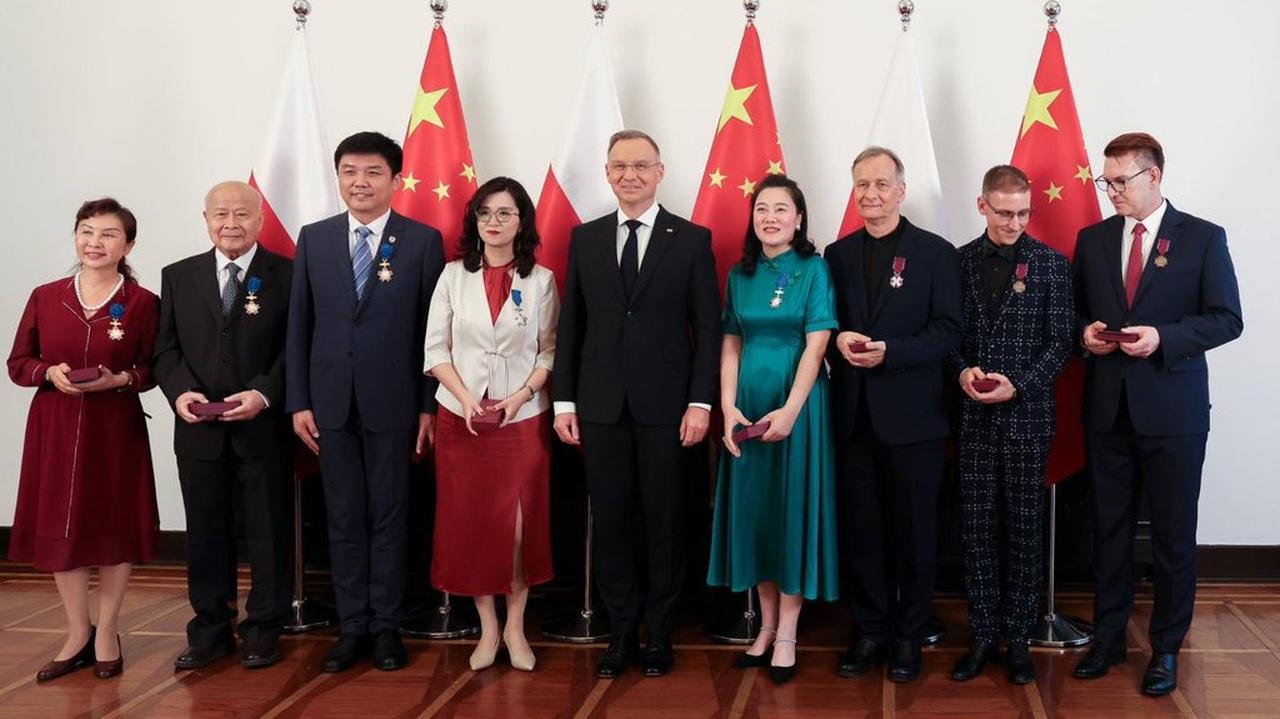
334;131;403;175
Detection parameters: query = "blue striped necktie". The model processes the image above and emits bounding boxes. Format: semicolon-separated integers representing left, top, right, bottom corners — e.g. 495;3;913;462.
353;226;373;300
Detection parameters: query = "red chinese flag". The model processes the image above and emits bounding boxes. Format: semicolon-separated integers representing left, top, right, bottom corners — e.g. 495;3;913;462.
691;23;786;296
391;24;478;260
1010;27;1102;485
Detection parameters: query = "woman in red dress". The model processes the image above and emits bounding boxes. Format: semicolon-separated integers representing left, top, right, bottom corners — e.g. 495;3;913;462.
6;198;161;682
423;177;557;672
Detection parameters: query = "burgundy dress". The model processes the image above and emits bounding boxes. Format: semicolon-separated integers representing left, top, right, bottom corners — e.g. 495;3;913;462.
431;262;553;596
6;277;161;571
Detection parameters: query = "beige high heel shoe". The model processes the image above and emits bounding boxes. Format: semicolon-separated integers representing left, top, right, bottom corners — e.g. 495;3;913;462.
503;626;536;672
469;634;501;671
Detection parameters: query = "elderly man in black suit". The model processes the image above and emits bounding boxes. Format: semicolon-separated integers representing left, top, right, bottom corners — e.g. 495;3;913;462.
154;180;294;670
946;165;1073;686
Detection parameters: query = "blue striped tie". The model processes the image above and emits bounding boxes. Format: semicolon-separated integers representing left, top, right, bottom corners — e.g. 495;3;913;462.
352;226;373;301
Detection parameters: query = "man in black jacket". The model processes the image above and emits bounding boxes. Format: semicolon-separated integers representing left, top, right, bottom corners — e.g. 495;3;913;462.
154;181;293;670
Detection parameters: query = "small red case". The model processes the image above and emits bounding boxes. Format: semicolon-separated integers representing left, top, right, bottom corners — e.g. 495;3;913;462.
192;401;242;417
1096;330;1140;343
971;378;1001;393
66;367;102;384
732;420;772;444
849;341;870;353
472;399;505;431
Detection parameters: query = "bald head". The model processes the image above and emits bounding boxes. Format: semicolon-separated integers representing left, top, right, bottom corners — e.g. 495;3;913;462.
203;180;264;259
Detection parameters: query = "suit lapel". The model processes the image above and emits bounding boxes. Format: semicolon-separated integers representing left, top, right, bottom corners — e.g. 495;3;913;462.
1103;216;1128;314
631;207;674;302
327;213;359;311
960;246;989;330
596;217;627;306
988;238;1027;331
869;224;912;324
355;212;400;316
845;232;869;328
1132;203;1181;309
197;249;225;325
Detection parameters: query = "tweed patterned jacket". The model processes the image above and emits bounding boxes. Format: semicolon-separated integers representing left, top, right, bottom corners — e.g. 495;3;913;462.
947;234;1074;439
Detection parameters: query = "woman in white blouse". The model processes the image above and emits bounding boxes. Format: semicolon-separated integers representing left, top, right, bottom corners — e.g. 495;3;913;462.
423;177;558;672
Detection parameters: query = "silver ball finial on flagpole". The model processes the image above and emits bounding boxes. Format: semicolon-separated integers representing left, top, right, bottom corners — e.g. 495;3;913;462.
744;0;759;24
431;0;448;26
1045;0;1061;27
898;0;915;31
292;0;311;30
592;0;609;24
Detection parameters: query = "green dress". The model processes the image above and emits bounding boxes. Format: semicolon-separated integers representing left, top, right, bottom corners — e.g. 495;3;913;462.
707;249;840;601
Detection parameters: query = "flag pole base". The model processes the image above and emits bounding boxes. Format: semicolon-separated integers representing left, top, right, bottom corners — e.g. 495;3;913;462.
402;593;480;639
706;589;759;645
282;598;336;634
543;608;612;644
1029;613;1092;648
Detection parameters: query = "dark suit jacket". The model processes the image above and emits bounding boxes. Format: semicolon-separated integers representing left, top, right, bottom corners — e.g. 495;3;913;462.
825;218;963;445
552;206;720;426
1073;202;1242;436
153;245;292;460
947;234;1073;440
285;211;445;432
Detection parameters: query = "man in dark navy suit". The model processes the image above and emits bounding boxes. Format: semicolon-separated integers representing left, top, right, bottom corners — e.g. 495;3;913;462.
825;147;963;683
1070;133;1242;696
285;132;445;673
946;166;1073;686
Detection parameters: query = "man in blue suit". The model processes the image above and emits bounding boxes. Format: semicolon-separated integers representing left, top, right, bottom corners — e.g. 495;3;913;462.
825;147;963;683
286;131;445;673
1070;133;1242;696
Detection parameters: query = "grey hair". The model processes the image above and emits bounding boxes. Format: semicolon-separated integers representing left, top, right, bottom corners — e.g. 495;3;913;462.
851;146;905;184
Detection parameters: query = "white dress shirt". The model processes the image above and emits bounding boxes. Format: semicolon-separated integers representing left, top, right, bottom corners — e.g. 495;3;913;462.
348;209;391;258
1121;199;1168;276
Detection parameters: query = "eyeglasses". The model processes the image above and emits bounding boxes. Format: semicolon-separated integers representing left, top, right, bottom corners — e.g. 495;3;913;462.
608;161;658;175
1095;167;1152;193
989;207;1032;223
476;208;519;225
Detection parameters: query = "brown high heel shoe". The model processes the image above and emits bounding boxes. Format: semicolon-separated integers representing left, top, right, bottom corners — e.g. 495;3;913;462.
36;626;96;682
94;634;123;679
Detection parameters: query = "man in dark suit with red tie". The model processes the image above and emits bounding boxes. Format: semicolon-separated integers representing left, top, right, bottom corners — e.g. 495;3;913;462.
825;147;963;683
552;130;720;679
1071;133;1242;696
285;132;445;673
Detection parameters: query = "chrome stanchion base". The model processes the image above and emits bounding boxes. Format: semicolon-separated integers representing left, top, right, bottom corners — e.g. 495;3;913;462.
706;609;759;645
921;616;945;646
402;596;480;639
1029;612;1092;648
282;597;337;634
543;608;612;644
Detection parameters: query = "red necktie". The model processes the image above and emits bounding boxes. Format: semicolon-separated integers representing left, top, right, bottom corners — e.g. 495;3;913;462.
1124;222;1146;308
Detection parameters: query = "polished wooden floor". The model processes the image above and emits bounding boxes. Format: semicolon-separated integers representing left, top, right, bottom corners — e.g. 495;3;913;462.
1;568;1279;718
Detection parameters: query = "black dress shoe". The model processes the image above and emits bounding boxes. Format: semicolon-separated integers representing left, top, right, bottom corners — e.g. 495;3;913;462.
1006;643;1035;685
950;639;997;681
596;638;636;679
241;636;281;669
322;634;370;673
36;627;96;682
174;637;236;670
733;646;773;669
642;639;674;677
836;637;886;678
1142;653;1178;697
373;630;408;671
1072;645;1126;679
887;639;922;683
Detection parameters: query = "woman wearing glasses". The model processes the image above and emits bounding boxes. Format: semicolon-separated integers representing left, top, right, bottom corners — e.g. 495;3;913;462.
423;176;558;672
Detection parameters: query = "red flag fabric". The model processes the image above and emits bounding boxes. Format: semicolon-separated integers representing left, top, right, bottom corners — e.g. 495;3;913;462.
691;23;786;296
391;24;477;260
1010;27;1102;485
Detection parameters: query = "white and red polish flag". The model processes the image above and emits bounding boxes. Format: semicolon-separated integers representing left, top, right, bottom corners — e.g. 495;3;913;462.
249;27;341;259
535;22;625;292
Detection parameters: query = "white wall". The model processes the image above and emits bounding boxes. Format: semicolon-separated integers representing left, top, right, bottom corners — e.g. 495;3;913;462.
1;1;1275;543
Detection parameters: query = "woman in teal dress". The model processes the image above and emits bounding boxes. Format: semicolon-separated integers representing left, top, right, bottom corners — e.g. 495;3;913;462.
707;174;839;684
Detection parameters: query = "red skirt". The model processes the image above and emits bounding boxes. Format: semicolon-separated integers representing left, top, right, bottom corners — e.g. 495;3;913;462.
431;408;553;596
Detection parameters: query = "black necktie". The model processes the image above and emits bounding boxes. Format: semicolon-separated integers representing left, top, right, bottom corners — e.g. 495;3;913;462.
621;219;642;298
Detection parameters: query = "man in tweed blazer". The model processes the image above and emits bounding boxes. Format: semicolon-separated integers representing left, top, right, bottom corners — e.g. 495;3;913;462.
947;165;1073;686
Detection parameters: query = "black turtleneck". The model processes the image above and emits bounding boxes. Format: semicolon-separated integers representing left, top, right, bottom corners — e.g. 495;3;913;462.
863;220;904;306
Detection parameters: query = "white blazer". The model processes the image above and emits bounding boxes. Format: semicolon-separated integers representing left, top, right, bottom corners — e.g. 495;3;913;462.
424;260;558;423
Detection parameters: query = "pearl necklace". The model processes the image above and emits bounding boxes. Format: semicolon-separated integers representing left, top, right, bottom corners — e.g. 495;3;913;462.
74;272;125;312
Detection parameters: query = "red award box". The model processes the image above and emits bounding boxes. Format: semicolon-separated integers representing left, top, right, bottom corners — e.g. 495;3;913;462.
971;378;1000;393
472;399;505;431
732;420;772;444
192;401;242;417
849;341;870;353
1096;330;1140;343
66;367;102;384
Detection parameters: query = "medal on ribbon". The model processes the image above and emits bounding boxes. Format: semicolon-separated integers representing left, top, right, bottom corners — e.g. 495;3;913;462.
1012;263;1029;294
377;243;394;282
889;256;907;289
511;288;528;327
244;276;262;315
1154;238;1170;268
769;272;790;309
107;302;125;341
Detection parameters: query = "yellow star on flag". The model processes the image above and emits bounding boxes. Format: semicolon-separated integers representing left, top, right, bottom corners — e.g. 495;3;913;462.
717;83;757;132
738;178;756;198
401;173;420;192
1074;164;1093;185
1043;181;1064;202
767;160;784;175
459;163;476;183
708;168;726;188
432;180;451;201
1020;85;1062;138
410;87;449;135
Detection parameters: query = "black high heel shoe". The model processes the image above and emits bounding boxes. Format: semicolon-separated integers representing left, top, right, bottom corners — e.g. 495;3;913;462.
733;626;776;669
36;626;97;682
768;637;797;685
